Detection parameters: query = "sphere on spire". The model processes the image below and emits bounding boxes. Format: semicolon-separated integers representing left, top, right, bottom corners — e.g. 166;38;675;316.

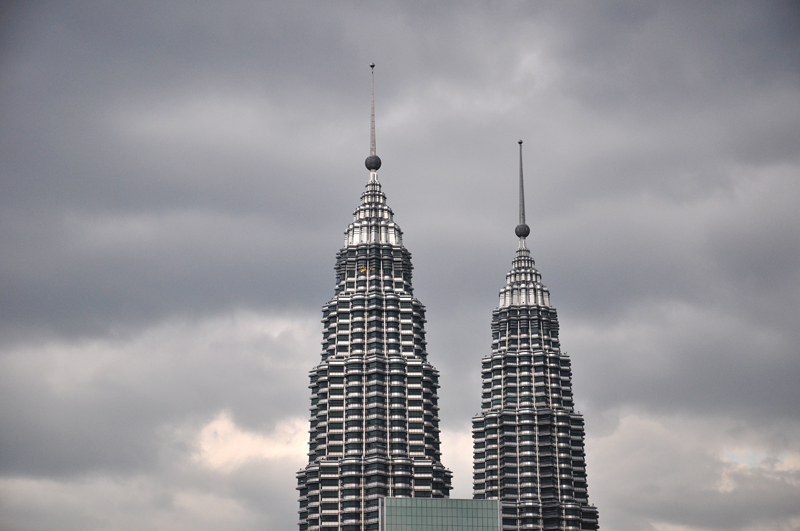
515;223;530;238
365;154;382;171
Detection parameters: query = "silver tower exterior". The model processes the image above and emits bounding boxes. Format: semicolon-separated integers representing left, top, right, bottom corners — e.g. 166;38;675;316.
471;142;599;531
297;65;452;531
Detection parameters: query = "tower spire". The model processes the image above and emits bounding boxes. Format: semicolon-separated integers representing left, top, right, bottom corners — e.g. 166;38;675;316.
365;63;382;178
515;140;531;242
370;63;376;156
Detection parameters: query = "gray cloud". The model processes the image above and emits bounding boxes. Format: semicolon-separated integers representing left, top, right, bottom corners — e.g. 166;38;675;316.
2;1;799;530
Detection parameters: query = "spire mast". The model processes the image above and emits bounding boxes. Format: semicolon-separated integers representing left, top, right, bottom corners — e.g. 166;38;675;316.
519;139;525;226
364;63;382;178
515;140;531;244
370;63;376;156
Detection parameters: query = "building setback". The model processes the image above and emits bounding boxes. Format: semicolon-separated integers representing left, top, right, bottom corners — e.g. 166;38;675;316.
296;65;452;531
471;142;600;530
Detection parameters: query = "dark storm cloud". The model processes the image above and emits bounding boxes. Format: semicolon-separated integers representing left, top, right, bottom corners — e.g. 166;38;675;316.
1;1;799;530
0;206;335;337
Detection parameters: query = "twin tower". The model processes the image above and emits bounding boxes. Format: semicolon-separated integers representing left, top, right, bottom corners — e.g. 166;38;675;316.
296;66;599;531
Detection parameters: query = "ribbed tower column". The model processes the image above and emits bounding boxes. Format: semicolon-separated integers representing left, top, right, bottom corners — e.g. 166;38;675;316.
471;141;599;531
297;65;452;531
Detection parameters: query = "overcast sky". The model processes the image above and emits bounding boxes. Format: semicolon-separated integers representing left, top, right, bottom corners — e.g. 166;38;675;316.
1;2;799;530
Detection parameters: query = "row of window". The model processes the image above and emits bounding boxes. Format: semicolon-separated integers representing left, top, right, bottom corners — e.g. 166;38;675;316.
473;412;583;429
322;296;421;315
481;353;571;370
311;361;434;380
315;359;432;371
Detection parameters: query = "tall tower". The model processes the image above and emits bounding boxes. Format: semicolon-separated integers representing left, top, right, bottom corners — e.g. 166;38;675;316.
471;142;599;530
297;65;452;531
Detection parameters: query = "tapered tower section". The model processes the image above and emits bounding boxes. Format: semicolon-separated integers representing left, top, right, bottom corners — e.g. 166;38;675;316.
471;141;599;530
297;65;452;531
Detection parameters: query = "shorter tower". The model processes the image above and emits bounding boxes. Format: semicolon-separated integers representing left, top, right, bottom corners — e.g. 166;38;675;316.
472;141;599;530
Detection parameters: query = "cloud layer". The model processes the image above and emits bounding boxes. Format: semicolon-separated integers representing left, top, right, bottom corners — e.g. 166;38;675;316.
1;2;799;530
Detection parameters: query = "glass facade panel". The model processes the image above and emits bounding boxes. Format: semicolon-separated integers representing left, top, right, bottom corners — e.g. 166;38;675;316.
380;497;500;531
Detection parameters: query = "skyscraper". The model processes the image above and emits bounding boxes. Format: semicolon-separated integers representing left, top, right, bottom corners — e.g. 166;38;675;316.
471;142;599;530
297;65;452;531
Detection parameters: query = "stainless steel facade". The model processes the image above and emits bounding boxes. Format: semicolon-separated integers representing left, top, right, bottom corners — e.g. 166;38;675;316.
471;142;599;531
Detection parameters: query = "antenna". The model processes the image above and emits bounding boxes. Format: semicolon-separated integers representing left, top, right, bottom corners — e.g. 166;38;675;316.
519;140;525;226
370;63;376;156
365;63;382;174
515;140;531;240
